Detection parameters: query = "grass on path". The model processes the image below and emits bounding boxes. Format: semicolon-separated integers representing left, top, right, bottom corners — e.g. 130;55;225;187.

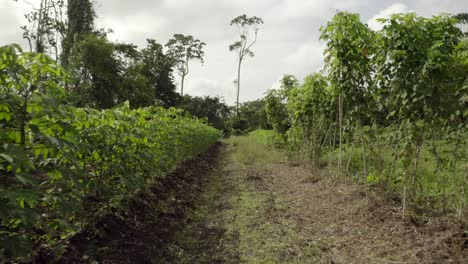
167;132;466;264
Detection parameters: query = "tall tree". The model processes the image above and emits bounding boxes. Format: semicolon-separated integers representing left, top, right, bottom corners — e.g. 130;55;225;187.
62;0;95;67
69;34;121;108
16;0;67;57
165;34;205;96
15;0;95;64
114;42;155;108
454;13;468;37
142;39;180;107
179;95;231;131
320;12;374;172
229;14;263;110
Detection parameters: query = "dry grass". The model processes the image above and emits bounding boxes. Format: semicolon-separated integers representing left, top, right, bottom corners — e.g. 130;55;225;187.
267;163;467;263
131;135;467;264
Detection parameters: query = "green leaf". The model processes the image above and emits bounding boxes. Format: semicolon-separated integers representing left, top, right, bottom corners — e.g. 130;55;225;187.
0;153;13;163
15;173;36;185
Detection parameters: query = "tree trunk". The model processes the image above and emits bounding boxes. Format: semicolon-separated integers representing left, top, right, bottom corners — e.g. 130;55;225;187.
459;172;465;219
20;103;27;146
180;74;185;96
338;94;343;173
346;126;358;173
36;0;47;53
236;57;242;112
402;185;407;219
411;136;424;196
361;127;369;207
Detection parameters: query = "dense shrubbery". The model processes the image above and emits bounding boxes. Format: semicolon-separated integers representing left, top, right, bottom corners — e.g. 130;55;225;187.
0;45;220;261
178;95;231;133
230;99;271;134
266;13;467;218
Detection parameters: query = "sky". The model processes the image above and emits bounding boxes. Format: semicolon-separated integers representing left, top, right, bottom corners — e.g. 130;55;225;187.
1;0;467;105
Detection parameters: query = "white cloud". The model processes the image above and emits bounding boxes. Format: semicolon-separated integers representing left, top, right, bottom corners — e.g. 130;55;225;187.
0;0;35;47
185;78;235;103
367;3;410;31
97;13;168;44
267;0;373;21
269;0;333;20
285;40;325;77
2;0;468;105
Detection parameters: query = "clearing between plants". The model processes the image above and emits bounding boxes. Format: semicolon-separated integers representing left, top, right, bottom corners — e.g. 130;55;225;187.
63;134;466;263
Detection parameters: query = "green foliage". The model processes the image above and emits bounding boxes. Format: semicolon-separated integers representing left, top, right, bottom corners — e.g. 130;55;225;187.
320;11;375;124
284;73;335;162
376;13;464;124
265;89;290;136
226;132;283;166
265;75;295;136
67;36;180;109
265;12;467;218
19;0;67;55
165;34;206;96
178;96;271;136
230;99;271;133
178;95;231;133
141;39;180;107
249;130;284;149
70;34;122;108
18;0;179;110
453;12;468;37
228;14;264;55
0;45;220;261
62;0;95;67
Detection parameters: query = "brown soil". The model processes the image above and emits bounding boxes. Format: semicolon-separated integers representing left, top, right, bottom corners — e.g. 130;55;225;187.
261;164;467;263
35;142;223;264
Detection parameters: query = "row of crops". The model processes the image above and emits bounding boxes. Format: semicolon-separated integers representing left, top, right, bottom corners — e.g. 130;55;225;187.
265;13;467;218
0;45;221;261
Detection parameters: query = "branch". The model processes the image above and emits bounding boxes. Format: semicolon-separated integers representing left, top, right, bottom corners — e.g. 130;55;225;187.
240;30;258;60
185;59;190;76
18;0;39;10
246;30;258;53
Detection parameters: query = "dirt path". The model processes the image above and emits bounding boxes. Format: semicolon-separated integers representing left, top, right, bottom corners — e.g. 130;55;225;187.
56;136;466;263
168;136;466;264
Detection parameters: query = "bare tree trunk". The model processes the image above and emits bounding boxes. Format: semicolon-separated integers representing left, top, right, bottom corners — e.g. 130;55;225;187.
180;74;185;96
361;127;369;207
346;125;358;173
403;131;424;219
236;58;242;112
459;172;466;219
376;131;384;176
390;133;399;178
411;136;424;196
329;124;334;176
338;94;343;173
20;101;27;146
402;185;407;219
332;122;337;178
361;128;367;179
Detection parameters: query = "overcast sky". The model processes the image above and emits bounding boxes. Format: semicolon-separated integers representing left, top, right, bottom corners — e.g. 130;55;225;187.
1;0;467;105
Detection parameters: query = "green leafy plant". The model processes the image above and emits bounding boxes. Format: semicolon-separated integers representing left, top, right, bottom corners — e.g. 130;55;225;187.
265;12;467;219
0;44;221;261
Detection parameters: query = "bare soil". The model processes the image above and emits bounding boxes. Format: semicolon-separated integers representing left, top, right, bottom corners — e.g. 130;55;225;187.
35;143;222;263
264;164;467;263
